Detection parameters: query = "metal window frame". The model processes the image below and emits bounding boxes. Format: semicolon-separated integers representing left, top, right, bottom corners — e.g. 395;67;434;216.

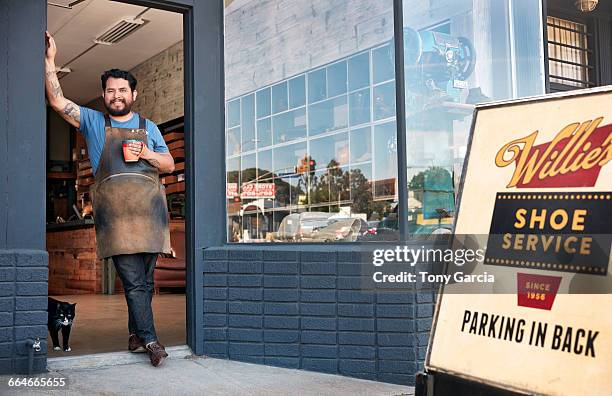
544;6;599;92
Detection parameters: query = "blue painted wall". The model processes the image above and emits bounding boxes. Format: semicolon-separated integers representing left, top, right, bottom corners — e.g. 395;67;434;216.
0;0;48;375
202;248;434;386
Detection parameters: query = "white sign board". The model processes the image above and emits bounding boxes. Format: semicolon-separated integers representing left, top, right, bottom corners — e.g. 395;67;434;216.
427;88;612;396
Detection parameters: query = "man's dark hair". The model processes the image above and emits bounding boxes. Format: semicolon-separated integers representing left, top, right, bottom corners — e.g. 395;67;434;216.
101;69;137;91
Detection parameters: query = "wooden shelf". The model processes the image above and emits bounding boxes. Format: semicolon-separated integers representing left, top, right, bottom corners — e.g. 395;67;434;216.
165;181;185;194
47;171;76;180
167;140;184;151
164;132;184;144
77;159;91;171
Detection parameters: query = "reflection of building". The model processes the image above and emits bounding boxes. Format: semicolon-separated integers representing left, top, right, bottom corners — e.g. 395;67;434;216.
225;40;399;241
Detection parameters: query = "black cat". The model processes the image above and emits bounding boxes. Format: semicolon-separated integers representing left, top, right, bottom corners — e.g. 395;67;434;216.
47;297;76;352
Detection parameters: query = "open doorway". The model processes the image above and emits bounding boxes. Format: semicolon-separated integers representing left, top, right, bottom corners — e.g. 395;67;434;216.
45;0;186;356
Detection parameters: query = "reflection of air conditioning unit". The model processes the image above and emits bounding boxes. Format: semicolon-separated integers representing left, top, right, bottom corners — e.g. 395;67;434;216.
94;18;147;45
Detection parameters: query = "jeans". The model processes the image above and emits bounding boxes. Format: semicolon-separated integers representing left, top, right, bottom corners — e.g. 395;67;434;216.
112;253;158;344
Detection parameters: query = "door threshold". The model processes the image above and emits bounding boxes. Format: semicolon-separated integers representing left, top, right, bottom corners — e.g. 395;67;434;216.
47;345;193;371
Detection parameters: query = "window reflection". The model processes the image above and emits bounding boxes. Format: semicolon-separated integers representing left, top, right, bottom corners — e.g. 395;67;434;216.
289;75;306;108
272;82;288;114
308;96;348;136
373;82;396;121
327;61;347;97
256;88;271;118
273;108;307;143
349;88;371;126
310;132;349;169
225;0;398;242
402;0;544;235
348;52;370;91
372;43;395;84
308;68;327;103
241;94;256;152
350;127;372;163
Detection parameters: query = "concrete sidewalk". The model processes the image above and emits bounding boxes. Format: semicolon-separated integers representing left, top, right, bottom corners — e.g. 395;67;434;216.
0;347;415;396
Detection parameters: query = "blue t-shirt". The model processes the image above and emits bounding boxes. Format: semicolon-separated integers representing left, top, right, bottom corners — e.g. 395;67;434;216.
78;106;169;175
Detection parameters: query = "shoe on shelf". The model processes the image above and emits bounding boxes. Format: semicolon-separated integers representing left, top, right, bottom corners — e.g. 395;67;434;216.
146;341;168;367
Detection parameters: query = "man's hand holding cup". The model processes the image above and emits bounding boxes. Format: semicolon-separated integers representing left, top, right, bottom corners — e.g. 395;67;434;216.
122;140;145;162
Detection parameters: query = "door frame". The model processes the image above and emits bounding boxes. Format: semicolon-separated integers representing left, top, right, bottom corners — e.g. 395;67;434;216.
43;0;225;355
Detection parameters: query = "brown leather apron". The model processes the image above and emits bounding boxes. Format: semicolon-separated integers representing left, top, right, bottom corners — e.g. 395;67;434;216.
91;114;171;259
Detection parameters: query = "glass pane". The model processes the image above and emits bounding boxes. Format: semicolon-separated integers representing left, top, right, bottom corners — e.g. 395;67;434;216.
226;157;240;183
273;142;307;174
348;52;370;91
349;162;373;217
373;81;396;120
273;108;307;144
257;149;273;181
289;75;306;108
373;121;397;198
308;68;326;103
257;117;272;148
372;43;395;84
309;132;349;170
308;96;348;136
272;81;288;114
274;175;303;207
241;153;257;183
224;0;396;243
256;88;271;118
329;166;350;203
349;88;371;126
241;94;256;151
402;0;545;235
226;127;241;157
327;60;347;97
311;169;330;205
227;99;240;128
350;127;372;163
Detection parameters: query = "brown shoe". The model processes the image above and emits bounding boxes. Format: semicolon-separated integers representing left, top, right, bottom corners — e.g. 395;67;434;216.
128;334;146;353
146;341;168;367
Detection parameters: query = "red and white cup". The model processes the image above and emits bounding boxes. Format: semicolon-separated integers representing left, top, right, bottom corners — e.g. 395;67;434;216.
122;139;143;162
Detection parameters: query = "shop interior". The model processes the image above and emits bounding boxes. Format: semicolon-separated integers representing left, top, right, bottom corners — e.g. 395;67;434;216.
46;0;186;356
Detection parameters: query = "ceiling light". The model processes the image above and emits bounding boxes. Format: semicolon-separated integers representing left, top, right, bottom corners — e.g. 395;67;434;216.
94;18;147;45
575;0;598;12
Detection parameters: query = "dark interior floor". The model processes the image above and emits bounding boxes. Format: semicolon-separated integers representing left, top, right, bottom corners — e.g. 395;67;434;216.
47;293;186;356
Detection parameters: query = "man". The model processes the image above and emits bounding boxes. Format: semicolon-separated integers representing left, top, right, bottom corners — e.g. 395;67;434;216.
44;31;175;367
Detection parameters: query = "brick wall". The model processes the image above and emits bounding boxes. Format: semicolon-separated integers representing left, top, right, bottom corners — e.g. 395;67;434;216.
201;248;435;386
0;250;48;374
46;227;104;295
129;41;184;125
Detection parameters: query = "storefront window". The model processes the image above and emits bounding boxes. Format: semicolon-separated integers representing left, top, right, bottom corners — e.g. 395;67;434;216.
402;0;545;235
224;0;397;242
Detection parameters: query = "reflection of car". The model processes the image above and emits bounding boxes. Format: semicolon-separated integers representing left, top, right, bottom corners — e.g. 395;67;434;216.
276;212;334;241
310;218;369;242
356;227;399;242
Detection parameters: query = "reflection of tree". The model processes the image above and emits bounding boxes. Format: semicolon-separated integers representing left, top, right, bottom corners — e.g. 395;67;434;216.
276;177;304;206
305;159;388;220
408;166;452;192
408;166;454;218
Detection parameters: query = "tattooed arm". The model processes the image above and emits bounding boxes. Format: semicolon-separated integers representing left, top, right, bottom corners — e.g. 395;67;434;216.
45;32;81;129
142;151;176;174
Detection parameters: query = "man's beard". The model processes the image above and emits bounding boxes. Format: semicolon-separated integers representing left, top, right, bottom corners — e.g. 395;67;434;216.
105;98;133;116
